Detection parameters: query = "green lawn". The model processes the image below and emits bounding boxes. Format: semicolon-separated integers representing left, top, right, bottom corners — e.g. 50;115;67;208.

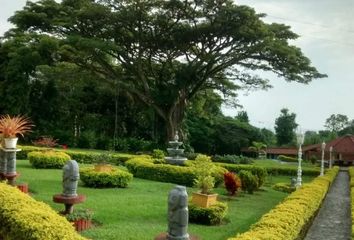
15;160;295;240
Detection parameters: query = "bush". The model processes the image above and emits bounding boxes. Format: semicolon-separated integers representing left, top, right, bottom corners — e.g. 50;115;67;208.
228;167;339;240
224;172;241;196
80;167;133;188
125;156;226;187
238;170;258;194
212;155;253;164
28;151;71;169
66;208;93;221
272;183;296;193
189;201;228;225
0;183;86;240
184;152;198;160
126;157;197;186
152;149;165;159
216;163;267;187
193;155;216;194
216;162;319;177
278;155;298;163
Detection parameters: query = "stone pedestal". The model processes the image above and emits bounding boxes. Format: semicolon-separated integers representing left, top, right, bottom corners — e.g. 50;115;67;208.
53;194;86;214
0;148;21;185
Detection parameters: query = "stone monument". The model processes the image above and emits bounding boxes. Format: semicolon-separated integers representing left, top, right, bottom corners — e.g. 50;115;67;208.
53;159;86;214
165;132;187;165
167;185;189;240
62;160;80;197
155;186;199;240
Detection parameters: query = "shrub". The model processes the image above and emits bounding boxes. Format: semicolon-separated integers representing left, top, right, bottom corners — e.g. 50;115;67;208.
80;167;133;188
224;172;241;196
216;163;267;187
126;157;197;186
216;162;319;177
193;155;216;194
66;208;93;222
152;149;165;159
32;136;58;148
228;167;339;240
272;183;296;193
238;170;258;194
278;155;298;163
28;151;71;169
212;155;253;164
184;152;198;160
0;182;86;240
189;201;228;225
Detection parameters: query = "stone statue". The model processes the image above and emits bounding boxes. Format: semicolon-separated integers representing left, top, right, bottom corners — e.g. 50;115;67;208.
167;185;189;240
62;160;79;197
174;131;179;142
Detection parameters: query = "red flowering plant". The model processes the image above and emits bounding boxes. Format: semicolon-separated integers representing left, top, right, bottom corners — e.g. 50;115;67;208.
224;172;242;196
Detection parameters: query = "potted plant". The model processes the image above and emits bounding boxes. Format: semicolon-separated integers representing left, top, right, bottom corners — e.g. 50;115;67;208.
94;153;113;172
0;115;34;149
66;208;93;232
191;154;218;208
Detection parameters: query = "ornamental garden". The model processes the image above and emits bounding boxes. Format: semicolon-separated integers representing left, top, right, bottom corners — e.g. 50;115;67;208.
0;114;346;240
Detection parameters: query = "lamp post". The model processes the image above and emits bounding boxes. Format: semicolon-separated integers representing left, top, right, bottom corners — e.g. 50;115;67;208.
329;146;333;169
296;130;304;188
320;141;326;176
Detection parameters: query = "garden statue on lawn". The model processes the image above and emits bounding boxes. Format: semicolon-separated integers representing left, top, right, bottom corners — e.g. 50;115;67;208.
167;185;189;240
53;159;86;214
63;160;80;197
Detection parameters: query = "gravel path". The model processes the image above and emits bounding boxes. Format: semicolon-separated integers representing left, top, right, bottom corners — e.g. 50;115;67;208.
304;169;351;240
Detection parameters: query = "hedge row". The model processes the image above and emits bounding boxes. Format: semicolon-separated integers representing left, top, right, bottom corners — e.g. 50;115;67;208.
0;183;86;240
228;166;339;240
217;163;319;177
126;157;227;187
215;163;267;187
80;167;133;188
18;145;135;165
189;201;228;225
126;157;198;186
349;167;354;240
28;151;71;169
277;155;298;163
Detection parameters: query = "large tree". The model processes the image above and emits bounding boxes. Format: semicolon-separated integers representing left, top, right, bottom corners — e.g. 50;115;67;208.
7;0;325;140
324;114;349;134
274;108;298;146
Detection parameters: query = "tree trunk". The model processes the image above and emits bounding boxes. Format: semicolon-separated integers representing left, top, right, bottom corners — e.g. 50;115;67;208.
165;99;187;142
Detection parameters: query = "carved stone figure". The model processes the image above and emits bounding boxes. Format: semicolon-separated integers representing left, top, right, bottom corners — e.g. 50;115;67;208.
62;160;79;197
167;185;190;240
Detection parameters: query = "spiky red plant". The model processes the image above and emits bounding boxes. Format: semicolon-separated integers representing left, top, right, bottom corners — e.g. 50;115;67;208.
224;172;242;196
0;115;34;138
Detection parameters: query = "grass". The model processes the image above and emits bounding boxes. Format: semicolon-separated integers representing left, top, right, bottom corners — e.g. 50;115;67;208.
15;160;295;240
252;159;319;170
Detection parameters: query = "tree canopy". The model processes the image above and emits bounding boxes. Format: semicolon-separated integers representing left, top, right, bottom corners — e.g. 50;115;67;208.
6;0;326;140
274;108;298;146
324;114;349;133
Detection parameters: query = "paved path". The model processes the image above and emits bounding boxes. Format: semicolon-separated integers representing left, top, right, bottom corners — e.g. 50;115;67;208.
304;169;351;240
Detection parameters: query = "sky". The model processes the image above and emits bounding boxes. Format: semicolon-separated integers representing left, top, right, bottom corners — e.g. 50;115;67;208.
1;0;354;132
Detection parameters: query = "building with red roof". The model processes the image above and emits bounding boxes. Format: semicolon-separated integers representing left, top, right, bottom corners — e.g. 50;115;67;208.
242;135;354;165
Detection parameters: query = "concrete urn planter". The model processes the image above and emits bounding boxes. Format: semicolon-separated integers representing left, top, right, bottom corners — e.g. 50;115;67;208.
191;192;218;208
4;138;18;149
94;164;112;172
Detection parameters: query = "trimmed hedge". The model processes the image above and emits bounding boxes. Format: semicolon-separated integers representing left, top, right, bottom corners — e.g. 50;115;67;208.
215;163;267;187
277;155;298;163
126;157;197;186
272;183;296;193
28;151;71;169
217;163;319;177
126;157;227;187
18;145;136;165
80;167;133;188
228;166;339;240
0;183;86;240
189;201;228;225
